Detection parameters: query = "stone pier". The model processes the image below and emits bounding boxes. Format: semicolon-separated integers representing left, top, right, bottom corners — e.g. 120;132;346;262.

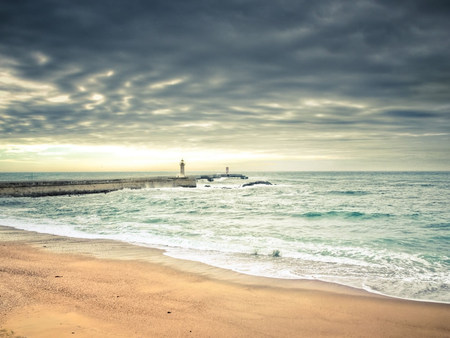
0;176;197;197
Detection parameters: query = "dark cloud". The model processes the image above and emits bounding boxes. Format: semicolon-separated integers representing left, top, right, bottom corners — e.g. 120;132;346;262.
0;0;449;169
383;110;439;119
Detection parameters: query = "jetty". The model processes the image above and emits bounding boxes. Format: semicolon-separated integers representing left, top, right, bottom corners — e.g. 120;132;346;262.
196;173;248;182
0;162;251;197
0;177;196;197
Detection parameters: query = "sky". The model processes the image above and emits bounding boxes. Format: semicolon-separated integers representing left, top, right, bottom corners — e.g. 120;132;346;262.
1;0;449;172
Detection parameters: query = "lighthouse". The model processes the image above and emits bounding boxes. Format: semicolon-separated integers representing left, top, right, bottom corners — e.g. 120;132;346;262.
179;159;185;177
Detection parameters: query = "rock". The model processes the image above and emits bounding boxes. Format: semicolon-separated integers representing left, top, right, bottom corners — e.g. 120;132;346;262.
242;181;272;187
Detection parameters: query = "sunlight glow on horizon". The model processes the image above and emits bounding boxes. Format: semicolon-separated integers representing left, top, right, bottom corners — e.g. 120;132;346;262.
0;144;270;172
0;143;357;172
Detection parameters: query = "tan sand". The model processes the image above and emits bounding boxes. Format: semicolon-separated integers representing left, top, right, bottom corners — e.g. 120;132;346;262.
0;228;449;337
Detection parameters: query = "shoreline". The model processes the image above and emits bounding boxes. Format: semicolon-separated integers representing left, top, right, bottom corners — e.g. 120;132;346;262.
0;224;448;304
1;225;449;337
0;225;372;297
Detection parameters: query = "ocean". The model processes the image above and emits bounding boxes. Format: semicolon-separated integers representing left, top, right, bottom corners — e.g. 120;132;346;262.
0;171;449;303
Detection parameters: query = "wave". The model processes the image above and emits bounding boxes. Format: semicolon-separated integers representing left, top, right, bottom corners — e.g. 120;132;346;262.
292;211;391;219
0;199;26;207
326;190;370;196
425;223;450;229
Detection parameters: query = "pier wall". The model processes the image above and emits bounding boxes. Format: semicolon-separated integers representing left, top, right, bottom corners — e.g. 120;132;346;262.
0;177;196;197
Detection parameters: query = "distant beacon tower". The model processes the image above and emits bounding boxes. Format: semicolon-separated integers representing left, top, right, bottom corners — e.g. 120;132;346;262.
226;166;229;175
179;159;185;177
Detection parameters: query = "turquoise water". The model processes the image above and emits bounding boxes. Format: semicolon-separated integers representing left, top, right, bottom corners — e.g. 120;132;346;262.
1;172;449;302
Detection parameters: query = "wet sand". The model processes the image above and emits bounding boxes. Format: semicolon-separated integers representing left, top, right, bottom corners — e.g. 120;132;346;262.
0;226;449;337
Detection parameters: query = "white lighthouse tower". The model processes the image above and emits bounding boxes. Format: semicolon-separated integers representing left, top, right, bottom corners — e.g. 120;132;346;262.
179;159;185;177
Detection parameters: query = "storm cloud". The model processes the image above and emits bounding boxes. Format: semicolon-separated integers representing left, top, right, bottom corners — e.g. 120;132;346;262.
1;0;449;170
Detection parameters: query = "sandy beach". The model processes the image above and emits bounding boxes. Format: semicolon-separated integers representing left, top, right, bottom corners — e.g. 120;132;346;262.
0;226;449;337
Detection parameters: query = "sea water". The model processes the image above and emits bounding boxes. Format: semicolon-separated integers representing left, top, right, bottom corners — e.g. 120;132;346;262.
0;171;449;303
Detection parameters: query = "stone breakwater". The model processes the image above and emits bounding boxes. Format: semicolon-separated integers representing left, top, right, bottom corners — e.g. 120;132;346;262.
0;177;197;197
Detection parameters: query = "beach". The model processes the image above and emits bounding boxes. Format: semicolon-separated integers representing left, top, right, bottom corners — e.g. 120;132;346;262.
2;172;449;303
0;226;449;337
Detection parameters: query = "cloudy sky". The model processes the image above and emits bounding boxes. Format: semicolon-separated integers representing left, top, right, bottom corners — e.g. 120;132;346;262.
1;0;449;172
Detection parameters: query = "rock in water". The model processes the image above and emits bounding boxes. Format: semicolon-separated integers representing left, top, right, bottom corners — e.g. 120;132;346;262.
242;181;272;187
